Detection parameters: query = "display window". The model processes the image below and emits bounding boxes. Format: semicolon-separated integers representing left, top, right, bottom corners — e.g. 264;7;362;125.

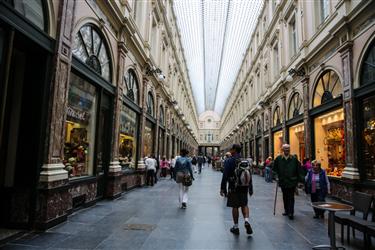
256;137;262;163
158;128;165;157
64;72;97;178
289;123;305;162
314;108;345;177
119;105;138;169
273;130;283;157
360;95;375;181
143;120;155;157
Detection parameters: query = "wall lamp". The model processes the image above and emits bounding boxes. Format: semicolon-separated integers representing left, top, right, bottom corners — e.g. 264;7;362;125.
286;67;306;82
146;65;165;81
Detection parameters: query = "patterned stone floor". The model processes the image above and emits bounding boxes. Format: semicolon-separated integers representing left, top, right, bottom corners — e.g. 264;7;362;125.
0;165;369;249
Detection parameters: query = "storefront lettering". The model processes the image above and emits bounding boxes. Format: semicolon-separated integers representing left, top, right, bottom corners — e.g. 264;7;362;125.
67;106;88;122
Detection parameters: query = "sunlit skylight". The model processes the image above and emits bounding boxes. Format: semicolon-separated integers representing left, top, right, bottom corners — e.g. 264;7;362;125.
174;0;263;115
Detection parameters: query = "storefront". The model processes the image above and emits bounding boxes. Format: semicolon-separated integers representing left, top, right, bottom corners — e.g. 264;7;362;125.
119;69;140;170
143;91;156;157
272;105;283;157
158;106;165;158
311;70;344;178
255;120;262;163
64;23;114;205
286;92;305;162
0;0;55;228
356;40;375;182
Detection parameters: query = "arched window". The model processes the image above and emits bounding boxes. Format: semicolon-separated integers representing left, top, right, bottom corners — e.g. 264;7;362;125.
13;0;46;31
159;105;164;125
72;24;111;81
313;70;342;108
288;92;303;119
124;69;139;104
361;41;375;86
273;106;282;127
257;120;262;136
146;92;154;116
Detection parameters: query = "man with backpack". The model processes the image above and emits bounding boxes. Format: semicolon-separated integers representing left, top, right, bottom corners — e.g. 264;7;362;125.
197;154;205;174
220;144;253;235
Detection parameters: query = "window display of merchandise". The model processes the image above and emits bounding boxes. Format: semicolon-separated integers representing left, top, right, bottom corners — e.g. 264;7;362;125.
143;120;155;157
289;123;305;162
119;105;138;169
64;73;97;178
361;95;375;181
314;108;345;177
273;130;283;157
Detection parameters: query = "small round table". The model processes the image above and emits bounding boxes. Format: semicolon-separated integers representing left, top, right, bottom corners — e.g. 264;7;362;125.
311;202;354;250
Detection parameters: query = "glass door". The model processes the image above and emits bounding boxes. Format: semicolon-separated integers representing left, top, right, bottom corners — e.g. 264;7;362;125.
95;92;112;198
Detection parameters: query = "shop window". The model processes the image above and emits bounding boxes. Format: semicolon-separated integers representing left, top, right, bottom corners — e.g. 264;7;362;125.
314;108;345;177
313;70;342;108
13;0;45;31
72;24;111;82
288;92;303;119
124;69;139;104
289;123;305;162
273;130;283;156
273;106;282;127
159;105;164;125
143;120;154;157
119;105;138;170
64;72;97;178
360;41;375;86
361;96;375;180
146;92;154;116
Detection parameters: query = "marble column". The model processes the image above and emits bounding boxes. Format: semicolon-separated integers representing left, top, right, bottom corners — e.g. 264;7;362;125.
36;0;76;229
302;76;312;159
340;42;360;180
281;92;287;144
106;41;127;199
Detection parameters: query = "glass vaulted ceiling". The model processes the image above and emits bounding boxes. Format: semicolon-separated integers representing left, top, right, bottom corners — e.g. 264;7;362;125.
174;0;263;115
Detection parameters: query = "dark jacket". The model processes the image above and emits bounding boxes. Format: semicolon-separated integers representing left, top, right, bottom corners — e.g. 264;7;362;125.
174;156;194;181
273;155;303;188
197;156;205;165
305;169;329;196
220;153;253;195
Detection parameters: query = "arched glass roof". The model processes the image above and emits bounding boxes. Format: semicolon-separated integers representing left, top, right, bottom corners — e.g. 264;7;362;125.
174;0;263;115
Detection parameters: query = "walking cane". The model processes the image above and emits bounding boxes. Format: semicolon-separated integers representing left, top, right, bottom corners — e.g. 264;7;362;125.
273;181;278;216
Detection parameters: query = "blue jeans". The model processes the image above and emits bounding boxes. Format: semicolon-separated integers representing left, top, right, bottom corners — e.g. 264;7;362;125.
311;189;326;216
265;167;272;182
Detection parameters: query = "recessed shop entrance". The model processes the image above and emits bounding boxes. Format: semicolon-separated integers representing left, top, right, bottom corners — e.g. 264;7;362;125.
0;26;50;229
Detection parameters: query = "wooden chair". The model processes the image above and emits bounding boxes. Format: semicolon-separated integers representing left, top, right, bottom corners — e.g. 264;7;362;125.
334;191;373;246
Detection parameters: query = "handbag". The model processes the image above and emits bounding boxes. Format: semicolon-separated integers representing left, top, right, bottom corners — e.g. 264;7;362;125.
183;173;192;186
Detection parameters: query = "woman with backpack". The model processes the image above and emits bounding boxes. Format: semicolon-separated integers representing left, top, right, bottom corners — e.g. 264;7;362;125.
174;149;194;209
305;160;330;219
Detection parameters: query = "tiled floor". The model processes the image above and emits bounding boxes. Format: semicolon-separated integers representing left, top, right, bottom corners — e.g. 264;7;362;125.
0;165;369;249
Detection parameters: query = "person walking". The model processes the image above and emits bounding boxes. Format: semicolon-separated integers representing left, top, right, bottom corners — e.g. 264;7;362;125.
191;155;198;173
173;149;194;209
154;156;160;184
273;144;304;220
160;156;169;178
305;160;330;219
170;155;176;180
197;154;204;174
264;156;273;183
145;156;156;186
220;144;253;235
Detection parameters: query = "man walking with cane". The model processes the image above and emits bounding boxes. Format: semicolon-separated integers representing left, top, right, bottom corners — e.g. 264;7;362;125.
273;144;303;220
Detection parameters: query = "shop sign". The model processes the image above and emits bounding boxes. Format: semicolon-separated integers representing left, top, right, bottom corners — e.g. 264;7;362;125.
67;106;89;122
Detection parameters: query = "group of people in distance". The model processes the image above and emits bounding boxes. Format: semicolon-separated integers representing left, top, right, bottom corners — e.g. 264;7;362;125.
220;143;330;236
